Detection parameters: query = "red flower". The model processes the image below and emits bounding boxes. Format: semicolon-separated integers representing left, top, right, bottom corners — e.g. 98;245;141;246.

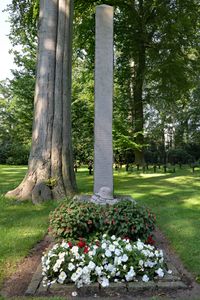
77;240;86;248
83;246;89;253
146;235;155;245
123;236;130;240
95;240;100;247
68;241;73;248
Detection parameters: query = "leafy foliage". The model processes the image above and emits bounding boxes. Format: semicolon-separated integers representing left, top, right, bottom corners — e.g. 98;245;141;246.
49;199;156;242
2;0;200;165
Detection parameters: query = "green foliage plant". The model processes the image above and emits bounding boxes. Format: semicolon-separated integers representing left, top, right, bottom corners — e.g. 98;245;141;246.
49;199;102;241
101;200;156;242
44;177;58;189
49;199;156;242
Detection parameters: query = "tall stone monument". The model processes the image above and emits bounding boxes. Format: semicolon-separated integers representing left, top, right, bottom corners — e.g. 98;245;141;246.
93;5;115;204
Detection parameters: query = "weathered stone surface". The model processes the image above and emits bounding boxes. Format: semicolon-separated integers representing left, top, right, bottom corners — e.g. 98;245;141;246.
91;186;118;205
32;182;52;204
25;264;43;295
94;5;114;195
156;281;187;290
75;194;136;206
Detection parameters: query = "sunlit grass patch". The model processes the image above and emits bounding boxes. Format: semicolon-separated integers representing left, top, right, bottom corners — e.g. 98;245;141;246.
0;164;200;287
0;165;57;287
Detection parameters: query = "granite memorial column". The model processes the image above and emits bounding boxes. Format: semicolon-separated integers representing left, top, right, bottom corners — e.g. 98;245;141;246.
94;5;114;196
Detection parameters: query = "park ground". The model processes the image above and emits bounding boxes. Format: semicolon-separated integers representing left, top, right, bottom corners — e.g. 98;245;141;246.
0;164;200;299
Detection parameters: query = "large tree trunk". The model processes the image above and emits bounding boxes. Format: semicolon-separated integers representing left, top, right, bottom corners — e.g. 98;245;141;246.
6;0;77;202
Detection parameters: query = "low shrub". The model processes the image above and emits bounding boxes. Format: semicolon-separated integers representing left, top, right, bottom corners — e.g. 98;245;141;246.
100;200;156;242
49;200;102;241
49;199;156;242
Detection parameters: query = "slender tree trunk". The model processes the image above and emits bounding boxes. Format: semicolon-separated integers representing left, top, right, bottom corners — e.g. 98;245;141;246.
132;42;146;165
6;0;77;202
132;0;146;165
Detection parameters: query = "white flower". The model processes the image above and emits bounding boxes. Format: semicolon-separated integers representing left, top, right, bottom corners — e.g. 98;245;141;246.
121;254;128;262
103;234;107;238
72;291;78;297
149;252;154;258
102;258;108;265
95;266;102;276
145;260;155;268
61;241;69;249
116;271;120;276
71;273;79;282
102;242;107;249
53;260;62;272
76;267;83;276
167;269;172;274
71;246;79;254
125;267;136;281
105;249;112;257
114;256;122;265
137;240;144;251
52;244;59;250
142;274;149;282
109;244;115;252
77;280;83;288
155;268;164;278
139;259;144;267
88;261;96;270
125;273;132;281
125;243;132;251
58;271;67;284
68;262;75;271
59;252;66;259
82;266;90;274
92;249;97;256
111;235;116;240
107;263;115;272
114;248;121;256
88;250;94;257
101;277;109;287
142;249;149;257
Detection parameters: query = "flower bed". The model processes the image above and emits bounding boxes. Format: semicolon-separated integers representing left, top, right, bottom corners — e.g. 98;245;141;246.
42;235;171;290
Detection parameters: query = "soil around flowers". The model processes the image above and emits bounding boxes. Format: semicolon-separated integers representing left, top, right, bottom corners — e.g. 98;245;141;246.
1;230;200;299
0;235;53;298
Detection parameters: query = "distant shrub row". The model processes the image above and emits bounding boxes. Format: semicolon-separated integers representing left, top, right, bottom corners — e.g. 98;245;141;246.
0;142;30;165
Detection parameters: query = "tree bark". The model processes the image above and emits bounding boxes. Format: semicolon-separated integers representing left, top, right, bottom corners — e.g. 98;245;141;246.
6;0;77;202
132;0;146;165
133;43;146;165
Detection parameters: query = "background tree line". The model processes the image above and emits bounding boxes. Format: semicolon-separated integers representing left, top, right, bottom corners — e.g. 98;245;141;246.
1;0;200;167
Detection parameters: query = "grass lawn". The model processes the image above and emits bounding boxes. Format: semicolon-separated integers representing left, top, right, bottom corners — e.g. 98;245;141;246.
77;165;200;281
0;164;200;298
0;165;57;288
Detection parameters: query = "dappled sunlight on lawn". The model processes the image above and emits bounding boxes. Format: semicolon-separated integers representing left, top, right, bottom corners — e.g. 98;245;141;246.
0;165;27;194
1;164;200;281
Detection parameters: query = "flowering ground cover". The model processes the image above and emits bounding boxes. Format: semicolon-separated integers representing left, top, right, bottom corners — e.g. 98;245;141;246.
42;235;171;290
